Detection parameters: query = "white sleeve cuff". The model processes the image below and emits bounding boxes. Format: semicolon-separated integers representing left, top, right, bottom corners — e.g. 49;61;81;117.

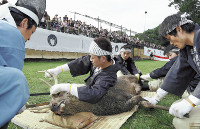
154;88;168;101
146;73;151;78
189;95;200;106
61;63;69;72
54;64;69;75
70;86;79;98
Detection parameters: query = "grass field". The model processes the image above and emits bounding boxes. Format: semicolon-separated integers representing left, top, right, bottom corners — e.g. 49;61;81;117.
9;60;180;129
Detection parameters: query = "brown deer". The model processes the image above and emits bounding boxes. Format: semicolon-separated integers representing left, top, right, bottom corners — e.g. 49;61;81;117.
37;72;168;116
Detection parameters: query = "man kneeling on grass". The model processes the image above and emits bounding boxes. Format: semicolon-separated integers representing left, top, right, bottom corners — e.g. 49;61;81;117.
140;45;179;91
145;13;200;128
44;37;120;103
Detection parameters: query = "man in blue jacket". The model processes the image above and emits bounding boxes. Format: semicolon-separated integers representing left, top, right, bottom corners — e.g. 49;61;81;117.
144;13;200;128
0;0;46;128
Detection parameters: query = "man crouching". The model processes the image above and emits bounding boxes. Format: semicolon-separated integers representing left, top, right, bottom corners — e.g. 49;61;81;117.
46;37;119;106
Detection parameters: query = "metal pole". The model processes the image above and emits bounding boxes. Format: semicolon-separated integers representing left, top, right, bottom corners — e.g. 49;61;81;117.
98;16;99;30
144;11;147;32
74;12;76;21
121;25;122;35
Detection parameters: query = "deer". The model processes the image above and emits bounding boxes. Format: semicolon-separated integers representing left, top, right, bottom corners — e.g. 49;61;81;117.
33;71;169;116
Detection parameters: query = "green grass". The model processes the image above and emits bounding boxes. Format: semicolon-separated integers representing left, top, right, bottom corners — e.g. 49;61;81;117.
9;60;180;129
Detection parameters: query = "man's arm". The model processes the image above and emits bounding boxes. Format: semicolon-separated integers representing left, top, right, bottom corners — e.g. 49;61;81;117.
145;52;196;105
0;67;29;127
129;58;139;74
45;55;92;78
67;55;92;77
161;55;196;96
77;75;116;104
115;56;130;75
150;56;177;79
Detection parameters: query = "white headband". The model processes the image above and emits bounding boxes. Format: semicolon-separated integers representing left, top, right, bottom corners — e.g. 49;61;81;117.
166;13;193;34
89;41;113;56
14;5;39;25
171;48;180;52
0;3;39;26
120;48;131;53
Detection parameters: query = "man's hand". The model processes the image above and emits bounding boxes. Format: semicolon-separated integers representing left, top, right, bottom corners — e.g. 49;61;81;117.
50;83;79;98
169;99;192;118
169;95;200;118
144;88;168;105
134;74;140;80
140;73;151;81
45;67;61;78
143;97;158;105
44;64;70;78
50;84;71;95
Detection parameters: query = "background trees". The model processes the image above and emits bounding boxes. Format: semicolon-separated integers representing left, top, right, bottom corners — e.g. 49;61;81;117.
133;0;200;46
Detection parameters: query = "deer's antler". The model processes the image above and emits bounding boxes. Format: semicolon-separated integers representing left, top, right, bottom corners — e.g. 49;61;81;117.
37;70;58;86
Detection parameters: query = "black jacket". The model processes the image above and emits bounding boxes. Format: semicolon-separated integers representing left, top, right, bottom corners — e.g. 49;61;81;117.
150;56;178;79
68;55;120;103
161;24;200;98
116;55;139;75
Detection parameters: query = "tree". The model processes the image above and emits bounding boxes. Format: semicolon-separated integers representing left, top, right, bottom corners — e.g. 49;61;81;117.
133;0;200;47
133;25;168;46
169;0;200;25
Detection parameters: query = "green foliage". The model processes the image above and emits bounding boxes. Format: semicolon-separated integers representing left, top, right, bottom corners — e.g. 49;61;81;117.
134;25;167;46
134;0;200;47
169;0;200;25
23;61;88;105
9;60;179;129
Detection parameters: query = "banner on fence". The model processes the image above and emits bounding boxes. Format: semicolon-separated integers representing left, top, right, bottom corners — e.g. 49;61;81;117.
26;28;126;55
143;46;169;61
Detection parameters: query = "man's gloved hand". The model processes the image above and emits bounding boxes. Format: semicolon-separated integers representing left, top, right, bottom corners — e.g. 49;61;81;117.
117;70;124;77
143;88;168;105
143;97;158;105
50;83;80;98
50;83;71;95
169;95;200;118
45;64;69;78
134;73;140;80
140;73;151;81
169;99;192;118
45;67;60;78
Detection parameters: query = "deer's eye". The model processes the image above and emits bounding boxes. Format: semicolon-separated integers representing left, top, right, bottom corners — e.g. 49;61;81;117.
57;92;60;96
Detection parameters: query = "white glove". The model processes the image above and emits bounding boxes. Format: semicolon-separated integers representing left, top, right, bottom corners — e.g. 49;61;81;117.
143;97;158;105
50;83;79;98
140;73;151;81
45;64;69;78
169;95;200;118
144;88;168;105
117;70;124;77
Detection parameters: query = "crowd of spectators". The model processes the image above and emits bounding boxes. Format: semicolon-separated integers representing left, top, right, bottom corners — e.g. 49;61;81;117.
134;40;165;50
39;12;164;50
0;0;164;50
39;13;133;44
0;0;7;5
